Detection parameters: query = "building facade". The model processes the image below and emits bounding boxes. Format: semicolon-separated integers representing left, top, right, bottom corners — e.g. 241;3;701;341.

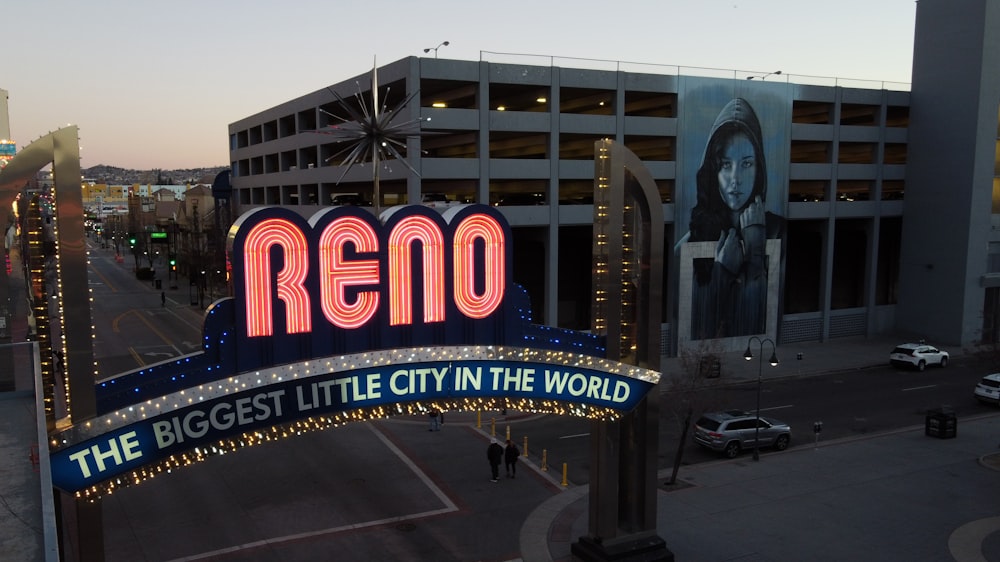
227;0;1000;353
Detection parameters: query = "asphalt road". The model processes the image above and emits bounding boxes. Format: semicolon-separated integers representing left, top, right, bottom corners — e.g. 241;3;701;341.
512;361;997;485
88;247;204;379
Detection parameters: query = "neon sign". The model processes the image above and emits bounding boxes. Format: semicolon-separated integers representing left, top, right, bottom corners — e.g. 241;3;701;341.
228;205;518;365
53;348;657;493
62;204;659;497
0;139;15;158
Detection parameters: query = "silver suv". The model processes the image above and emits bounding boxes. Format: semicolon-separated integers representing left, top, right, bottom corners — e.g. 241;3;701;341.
693;410;792;458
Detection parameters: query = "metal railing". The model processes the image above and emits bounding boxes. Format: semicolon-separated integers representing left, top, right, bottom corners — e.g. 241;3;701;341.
479;50;911;92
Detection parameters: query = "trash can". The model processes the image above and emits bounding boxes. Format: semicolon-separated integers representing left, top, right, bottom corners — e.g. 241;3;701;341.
155;279;162;290
925;408;956;439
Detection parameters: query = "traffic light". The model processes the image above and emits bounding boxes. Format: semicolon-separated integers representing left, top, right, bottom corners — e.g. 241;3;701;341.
128;234;137;248
169;256;177;272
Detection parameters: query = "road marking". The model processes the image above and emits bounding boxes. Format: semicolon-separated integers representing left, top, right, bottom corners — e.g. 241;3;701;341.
559;433;590;439
128;347;144;366
160;305;205;332
948;515;1000;562
902;384;937;392
88;263;118;292
168;424;458;562
120;309;183;355
760;405;794;412
112;311;124;333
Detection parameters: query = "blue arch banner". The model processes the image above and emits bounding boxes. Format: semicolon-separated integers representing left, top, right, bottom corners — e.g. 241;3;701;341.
58;204;662;496
52;347;659;493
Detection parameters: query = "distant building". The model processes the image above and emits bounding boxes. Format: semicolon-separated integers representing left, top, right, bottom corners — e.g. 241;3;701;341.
0;88;14;169
0;88;9;139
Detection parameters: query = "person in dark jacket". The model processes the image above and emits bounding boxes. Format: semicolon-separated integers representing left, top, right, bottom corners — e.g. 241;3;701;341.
487;438;503;482
504;439;519;478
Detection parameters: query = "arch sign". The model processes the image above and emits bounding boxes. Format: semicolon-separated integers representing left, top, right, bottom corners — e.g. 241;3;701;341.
49;204;660;496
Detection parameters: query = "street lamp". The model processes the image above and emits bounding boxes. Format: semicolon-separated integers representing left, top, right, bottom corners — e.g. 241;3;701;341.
747;70;782;81
744;336;779;461
423;41;449;58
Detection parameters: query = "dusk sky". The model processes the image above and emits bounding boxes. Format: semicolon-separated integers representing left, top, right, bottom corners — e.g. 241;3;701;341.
5;0;917;170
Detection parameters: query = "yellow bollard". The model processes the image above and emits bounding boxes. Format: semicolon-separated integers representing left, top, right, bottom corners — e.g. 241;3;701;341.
476;410;481;429
561;463;568;486
522;435;528;457
490;417;496;437
541;449;548;472
505;425;511;441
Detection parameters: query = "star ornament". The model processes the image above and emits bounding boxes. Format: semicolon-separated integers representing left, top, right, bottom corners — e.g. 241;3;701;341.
309;65;429;187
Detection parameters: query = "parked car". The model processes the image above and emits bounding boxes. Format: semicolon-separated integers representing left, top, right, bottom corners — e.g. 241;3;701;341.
974;373;1000;405
889;343;949;371
495;192;545;206
420;193;461;209
331;194;371;206
692;410;792;458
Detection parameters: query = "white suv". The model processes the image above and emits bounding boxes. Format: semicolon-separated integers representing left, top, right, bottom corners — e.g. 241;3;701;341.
974;373;1000;405
889;343;949;371
420;193;461;210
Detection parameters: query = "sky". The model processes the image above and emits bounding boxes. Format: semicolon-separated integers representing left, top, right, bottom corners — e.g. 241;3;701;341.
3;0;917;170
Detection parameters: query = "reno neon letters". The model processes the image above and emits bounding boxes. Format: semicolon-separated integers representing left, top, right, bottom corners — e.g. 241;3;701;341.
233;205;509;340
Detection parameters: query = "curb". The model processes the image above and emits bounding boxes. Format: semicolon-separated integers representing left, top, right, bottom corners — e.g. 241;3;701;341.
979;452;1000;471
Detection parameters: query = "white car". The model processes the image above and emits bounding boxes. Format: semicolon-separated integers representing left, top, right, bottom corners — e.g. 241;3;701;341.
889;343;949;371
420;193;461;209
974;373;1000;405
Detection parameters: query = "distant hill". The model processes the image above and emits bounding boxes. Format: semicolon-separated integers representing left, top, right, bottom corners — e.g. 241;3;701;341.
82;165;228;186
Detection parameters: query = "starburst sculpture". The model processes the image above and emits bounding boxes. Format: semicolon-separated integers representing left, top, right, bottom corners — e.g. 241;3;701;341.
310;64;429;211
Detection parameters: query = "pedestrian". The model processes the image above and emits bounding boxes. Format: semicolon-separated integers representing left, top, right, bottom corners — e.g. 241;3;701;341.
428;409;440;431
487;438;503;482
504;439;519;478
161;291;166;307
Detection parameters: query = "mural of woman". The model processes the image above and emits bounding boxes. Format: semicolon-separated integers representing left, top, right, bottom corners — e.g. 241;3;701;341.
687;97;782;339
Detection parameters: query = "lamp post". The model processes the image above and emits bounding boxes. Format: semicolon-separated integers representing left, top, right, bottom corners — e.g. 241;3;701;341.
423;41;449;58
747;70;782;81
744;336;779;461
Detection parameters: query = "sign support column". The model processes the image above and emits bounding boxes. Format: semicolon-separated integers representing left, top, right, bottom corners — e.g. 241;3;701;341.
572;140;672;561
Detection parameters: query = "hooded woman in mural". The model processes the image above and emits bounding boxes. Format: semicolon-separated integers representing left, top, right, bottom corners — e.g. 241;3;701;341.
687;97;783;339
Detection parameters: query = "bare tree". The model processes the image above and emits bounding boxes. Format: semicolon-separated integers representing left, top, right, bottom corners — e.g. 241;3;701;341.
662;339;728;485
964;338;996;370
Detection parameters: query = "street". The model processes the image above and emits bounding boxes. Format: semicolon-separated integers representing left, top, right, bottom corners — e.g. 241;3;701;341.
89;243;206;379
515;361;997;485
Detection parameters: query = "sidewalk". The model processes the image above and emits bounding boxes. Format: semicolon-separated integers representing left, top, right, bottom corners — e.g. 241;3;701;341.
661;333;919;385
536;414;1000;562
523;336;1000;562
0;392;46;561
